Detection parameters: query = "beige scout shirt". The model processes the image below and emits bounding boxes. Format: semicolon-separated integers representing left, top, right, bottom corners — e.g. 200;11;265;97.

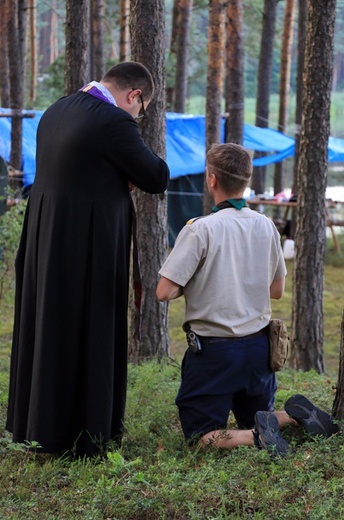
159;207;287;337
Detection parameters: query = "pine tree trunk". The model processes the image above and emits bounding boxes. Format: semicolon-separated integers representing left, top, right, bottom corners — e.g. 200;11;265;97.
129;0;169;360
90;0;105;80
251;0;278;196
290;0;336;374
174;0;193;113
39;0;59;72
203;0;226;214
39;9;50;71
119;0;130;62
274;0;295;196
6;0;27;170
290;0;307;238
166;0;180;110
225;0;244;145
29;0;37;107
0;0;10;107
333;310;344;420
65;0;90;95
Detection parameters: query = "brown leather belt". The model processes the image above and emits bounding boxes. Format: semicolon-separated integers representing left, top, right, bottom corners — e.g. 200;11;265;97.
201;327;268;343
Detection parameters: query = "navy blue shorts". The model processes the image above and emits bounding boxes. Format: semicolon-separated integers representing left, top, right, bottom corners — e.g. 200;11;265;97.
175;334;276;439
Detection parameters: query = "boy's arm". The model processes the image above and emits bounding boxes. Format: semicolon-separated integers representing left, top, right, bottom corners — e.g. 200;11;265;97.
156;276;183;301
270;277;285;300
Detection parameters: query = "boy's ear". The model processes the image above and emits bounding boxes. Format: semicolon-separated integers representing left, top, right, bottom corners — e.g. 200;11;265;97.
210;173;217;188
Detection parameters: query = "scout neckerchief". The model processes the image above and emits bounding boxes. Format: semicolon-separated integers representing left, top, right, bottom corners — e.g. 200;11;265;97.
212;198;247;212
80;81;143;341
186;198;247;225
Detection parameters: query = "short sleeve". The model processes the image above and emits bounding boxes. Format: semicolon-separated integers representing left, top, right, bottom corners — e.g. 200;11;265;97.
159;224;206;287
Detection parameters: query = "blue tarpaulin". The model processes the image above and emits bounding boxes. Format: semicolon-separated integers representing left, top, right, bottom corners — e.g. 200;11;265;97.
166;113;344;173
0;108;43;186
166;113;216;178
1;108;344;186
328;136;344;163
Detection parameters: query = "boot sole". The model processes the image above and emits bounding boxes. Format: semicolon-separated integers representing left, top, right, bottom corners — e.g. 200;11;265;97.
285;394;339;437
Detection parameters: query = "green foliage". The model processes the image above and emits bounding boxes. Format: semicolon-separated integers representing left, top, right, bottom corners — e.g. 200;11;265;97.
20;0;344;112
35;56;66;110
0;202;26;310
0;359;343;519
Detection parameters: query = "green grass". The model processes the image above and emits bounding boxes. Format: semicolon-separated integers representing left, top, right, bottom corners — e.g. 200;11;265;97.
0;357;343;519
1;221;344;518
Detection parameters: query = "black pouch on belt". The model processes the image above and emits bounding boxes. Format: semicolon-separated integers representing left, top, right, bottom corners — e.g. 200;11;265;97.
183;322;202;354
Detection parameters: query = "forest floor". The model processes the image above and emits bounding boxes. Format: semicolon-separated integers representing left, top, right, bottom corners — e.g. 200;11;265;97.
1;233;344;518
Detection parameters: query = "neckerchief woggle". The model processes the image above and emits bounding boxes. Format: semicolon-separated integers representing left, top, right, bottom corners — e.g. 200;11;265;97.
80;81;143;341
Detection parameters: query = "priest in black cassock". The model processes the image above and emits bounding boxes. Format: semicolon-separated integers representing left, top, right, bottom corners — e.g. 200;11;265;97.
6;61;169;456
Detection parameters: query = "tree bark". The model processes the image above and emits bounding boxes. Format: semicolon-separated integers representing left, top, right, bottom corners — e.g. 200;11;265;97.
18;0;28;68
225;0;244;145
90;0;105;80
274;0;296;196
6;0;28;170
251;0;278;196
289;0;307;238
0;0;10;107
38;0;59;72
65;0;90;95
29;0;37;107
290;0;336;374
166;0;180;110
174;0;193;113
119;0;130;62
203;0;226;214
129;0;169;359
292;0;307;194
333;310;344;419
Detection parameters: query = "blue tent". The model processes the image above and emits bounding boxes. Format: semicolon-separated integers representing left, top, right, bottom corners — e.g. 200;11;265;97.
166;113;344;173
0;108;43;187
1;108;344;187
328;136;344;163
166;113;298;177
166;113;211;178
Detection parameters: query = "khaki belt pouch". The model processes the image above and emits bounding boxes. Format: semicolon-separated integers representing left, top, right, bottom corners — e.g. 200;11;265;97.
268;319;289;371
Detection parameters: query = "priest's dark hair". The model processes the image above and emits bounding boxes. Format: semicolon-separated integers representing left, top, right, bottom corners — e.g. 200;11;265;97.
102;61;154;102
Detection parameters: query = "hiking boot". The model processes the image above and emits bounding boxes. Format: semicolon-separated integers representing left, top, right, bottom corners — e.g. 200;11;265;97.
253;411;289;456
284;394;339;438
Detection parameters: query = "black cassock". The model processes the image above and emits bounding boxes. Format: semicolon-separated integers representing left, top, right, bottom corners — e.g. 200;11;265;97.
6;92;169;456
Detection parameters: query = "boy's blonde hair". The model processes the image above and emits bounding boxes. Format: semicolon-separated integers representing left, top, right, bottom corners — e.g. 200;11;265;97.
206;143;252;193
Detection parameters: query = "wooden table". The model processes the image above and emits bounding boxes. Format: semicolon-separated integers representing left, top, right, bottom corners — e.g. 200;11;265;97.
246;198;341;252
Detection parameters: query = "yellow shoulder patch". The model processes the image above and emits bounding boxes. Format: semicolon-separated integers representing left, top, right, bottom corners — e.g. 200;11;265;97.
187;216;203;225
